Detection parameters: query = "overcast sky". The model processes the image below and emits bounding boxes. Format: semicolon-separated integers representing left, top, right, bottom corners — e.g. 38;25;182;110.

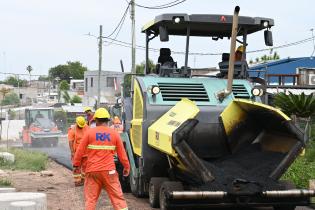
0;0;314;80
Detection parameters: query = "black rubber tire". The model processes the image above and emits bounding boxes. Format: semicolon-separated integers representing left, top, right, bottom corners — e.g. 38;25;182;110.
149;177;169;208
130;168;140;197
159;181;183;210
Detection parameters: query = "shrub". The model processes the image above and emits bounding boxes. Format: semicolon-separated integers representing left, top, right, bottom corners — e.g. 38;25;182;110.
0;148;48;171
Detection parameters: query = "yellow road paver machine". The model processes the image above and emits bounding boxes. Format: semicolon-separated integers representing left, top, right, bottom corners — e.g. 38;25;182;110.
120;6;314;210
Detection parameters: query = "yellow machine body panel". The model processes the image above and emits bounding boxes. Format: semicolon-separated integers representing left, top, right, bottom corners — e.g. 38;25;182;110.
130;80;144;156
221;99;290;136
221;99;295;153
148;98;200;156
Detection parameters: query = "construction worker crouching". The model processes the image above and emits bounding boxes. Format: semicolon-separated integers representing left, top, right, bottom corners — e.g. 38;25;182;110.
110;116;124;133
73;108;130;210
68;116;89;186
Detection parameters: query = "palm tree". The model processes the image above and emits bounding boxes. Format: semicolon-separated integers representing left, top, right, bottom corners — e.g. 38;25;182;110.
274;92;315;118
274;92;315;138
26;65;33;86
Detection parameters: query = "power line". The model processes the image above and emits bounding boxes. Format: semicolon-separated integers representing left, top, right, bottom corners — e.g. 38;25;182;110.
0;71;46;77
105;3;130;38
247;37;314;53
103;4;129;46
125;0;187;9
103;37;220;55
103;36;315;56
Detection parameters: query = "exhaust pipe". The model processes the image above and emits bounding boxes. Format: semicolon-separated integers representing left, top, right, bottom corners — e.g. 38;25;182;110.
263;190;315;198
216;6;240;101
169;190;315;200
170;191;227;200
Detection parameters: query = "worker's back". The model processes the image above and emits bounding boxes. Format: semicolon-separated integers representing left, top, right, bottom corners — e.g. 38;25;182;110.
81;125;124;173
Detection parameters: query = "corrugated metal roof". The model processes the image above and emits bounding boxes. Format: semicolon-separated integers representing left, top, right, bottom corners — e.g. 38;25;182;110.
267;88;315;95
249;57;315;83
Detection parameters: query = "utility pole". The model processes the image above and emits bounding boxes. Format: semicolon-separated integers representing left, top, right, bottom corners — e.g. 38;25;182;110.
310;28;315;59
131;0;136;73
97;25;103;108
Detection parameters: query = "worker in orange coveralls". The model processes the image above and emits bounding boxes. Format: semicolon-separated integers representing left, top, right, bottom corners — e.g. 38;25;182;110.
68;116;89;186
110;116;124;133
73;108;130;210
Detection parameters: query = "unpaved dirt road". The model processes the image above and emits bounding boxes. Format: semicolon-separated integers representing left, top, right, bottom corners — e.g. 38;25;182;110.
3;160;151;210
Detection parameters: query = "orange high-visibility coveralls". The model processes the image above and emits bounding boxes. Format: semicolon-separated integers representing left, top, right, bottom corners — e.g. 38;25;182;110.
73;125;130;210
68;125;89;175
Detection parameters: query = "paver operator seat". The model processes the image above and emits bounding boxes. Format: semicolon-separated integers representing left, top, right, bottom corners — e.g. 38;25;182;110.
156;48;178;75
218;53;249;79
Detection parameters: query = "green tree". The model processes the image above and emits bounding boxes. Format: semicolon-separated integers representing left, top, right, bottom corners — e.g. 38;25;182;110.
70;95;82;104
1;93;20;106
49;61;88;82
251;52;281;64
123;60;155;97
62;91;71;103
8;109;16;120
38;76;50;81
4;76;28;87
59;80;70;91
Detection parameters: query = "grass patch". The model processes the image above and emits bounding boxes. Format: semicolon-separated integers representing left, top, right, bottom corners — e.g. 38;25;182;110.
282;122;315;188
0;178;11;187
0;148;48;171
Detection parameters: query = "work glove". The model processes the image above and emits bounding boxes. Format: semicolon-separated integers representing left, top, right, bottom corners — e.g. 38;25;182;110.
123;168;130;177
73;166;83;187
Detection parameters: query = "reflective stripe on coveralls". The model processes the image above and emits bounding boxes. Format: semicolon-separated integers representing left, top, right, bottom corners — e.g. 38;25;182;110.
87;145;116;150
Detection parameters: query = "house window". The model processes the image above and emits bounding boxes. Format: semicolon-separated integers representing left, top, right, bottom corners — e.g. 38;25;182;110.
106;77;116;87
91;77;94;87
85;78;88;92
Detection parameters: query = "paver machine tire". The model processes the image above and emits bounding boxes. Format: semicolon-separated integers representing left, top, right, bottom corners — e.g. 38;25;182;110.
159;181;184;210
149;177;169;208
129;164;146;197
